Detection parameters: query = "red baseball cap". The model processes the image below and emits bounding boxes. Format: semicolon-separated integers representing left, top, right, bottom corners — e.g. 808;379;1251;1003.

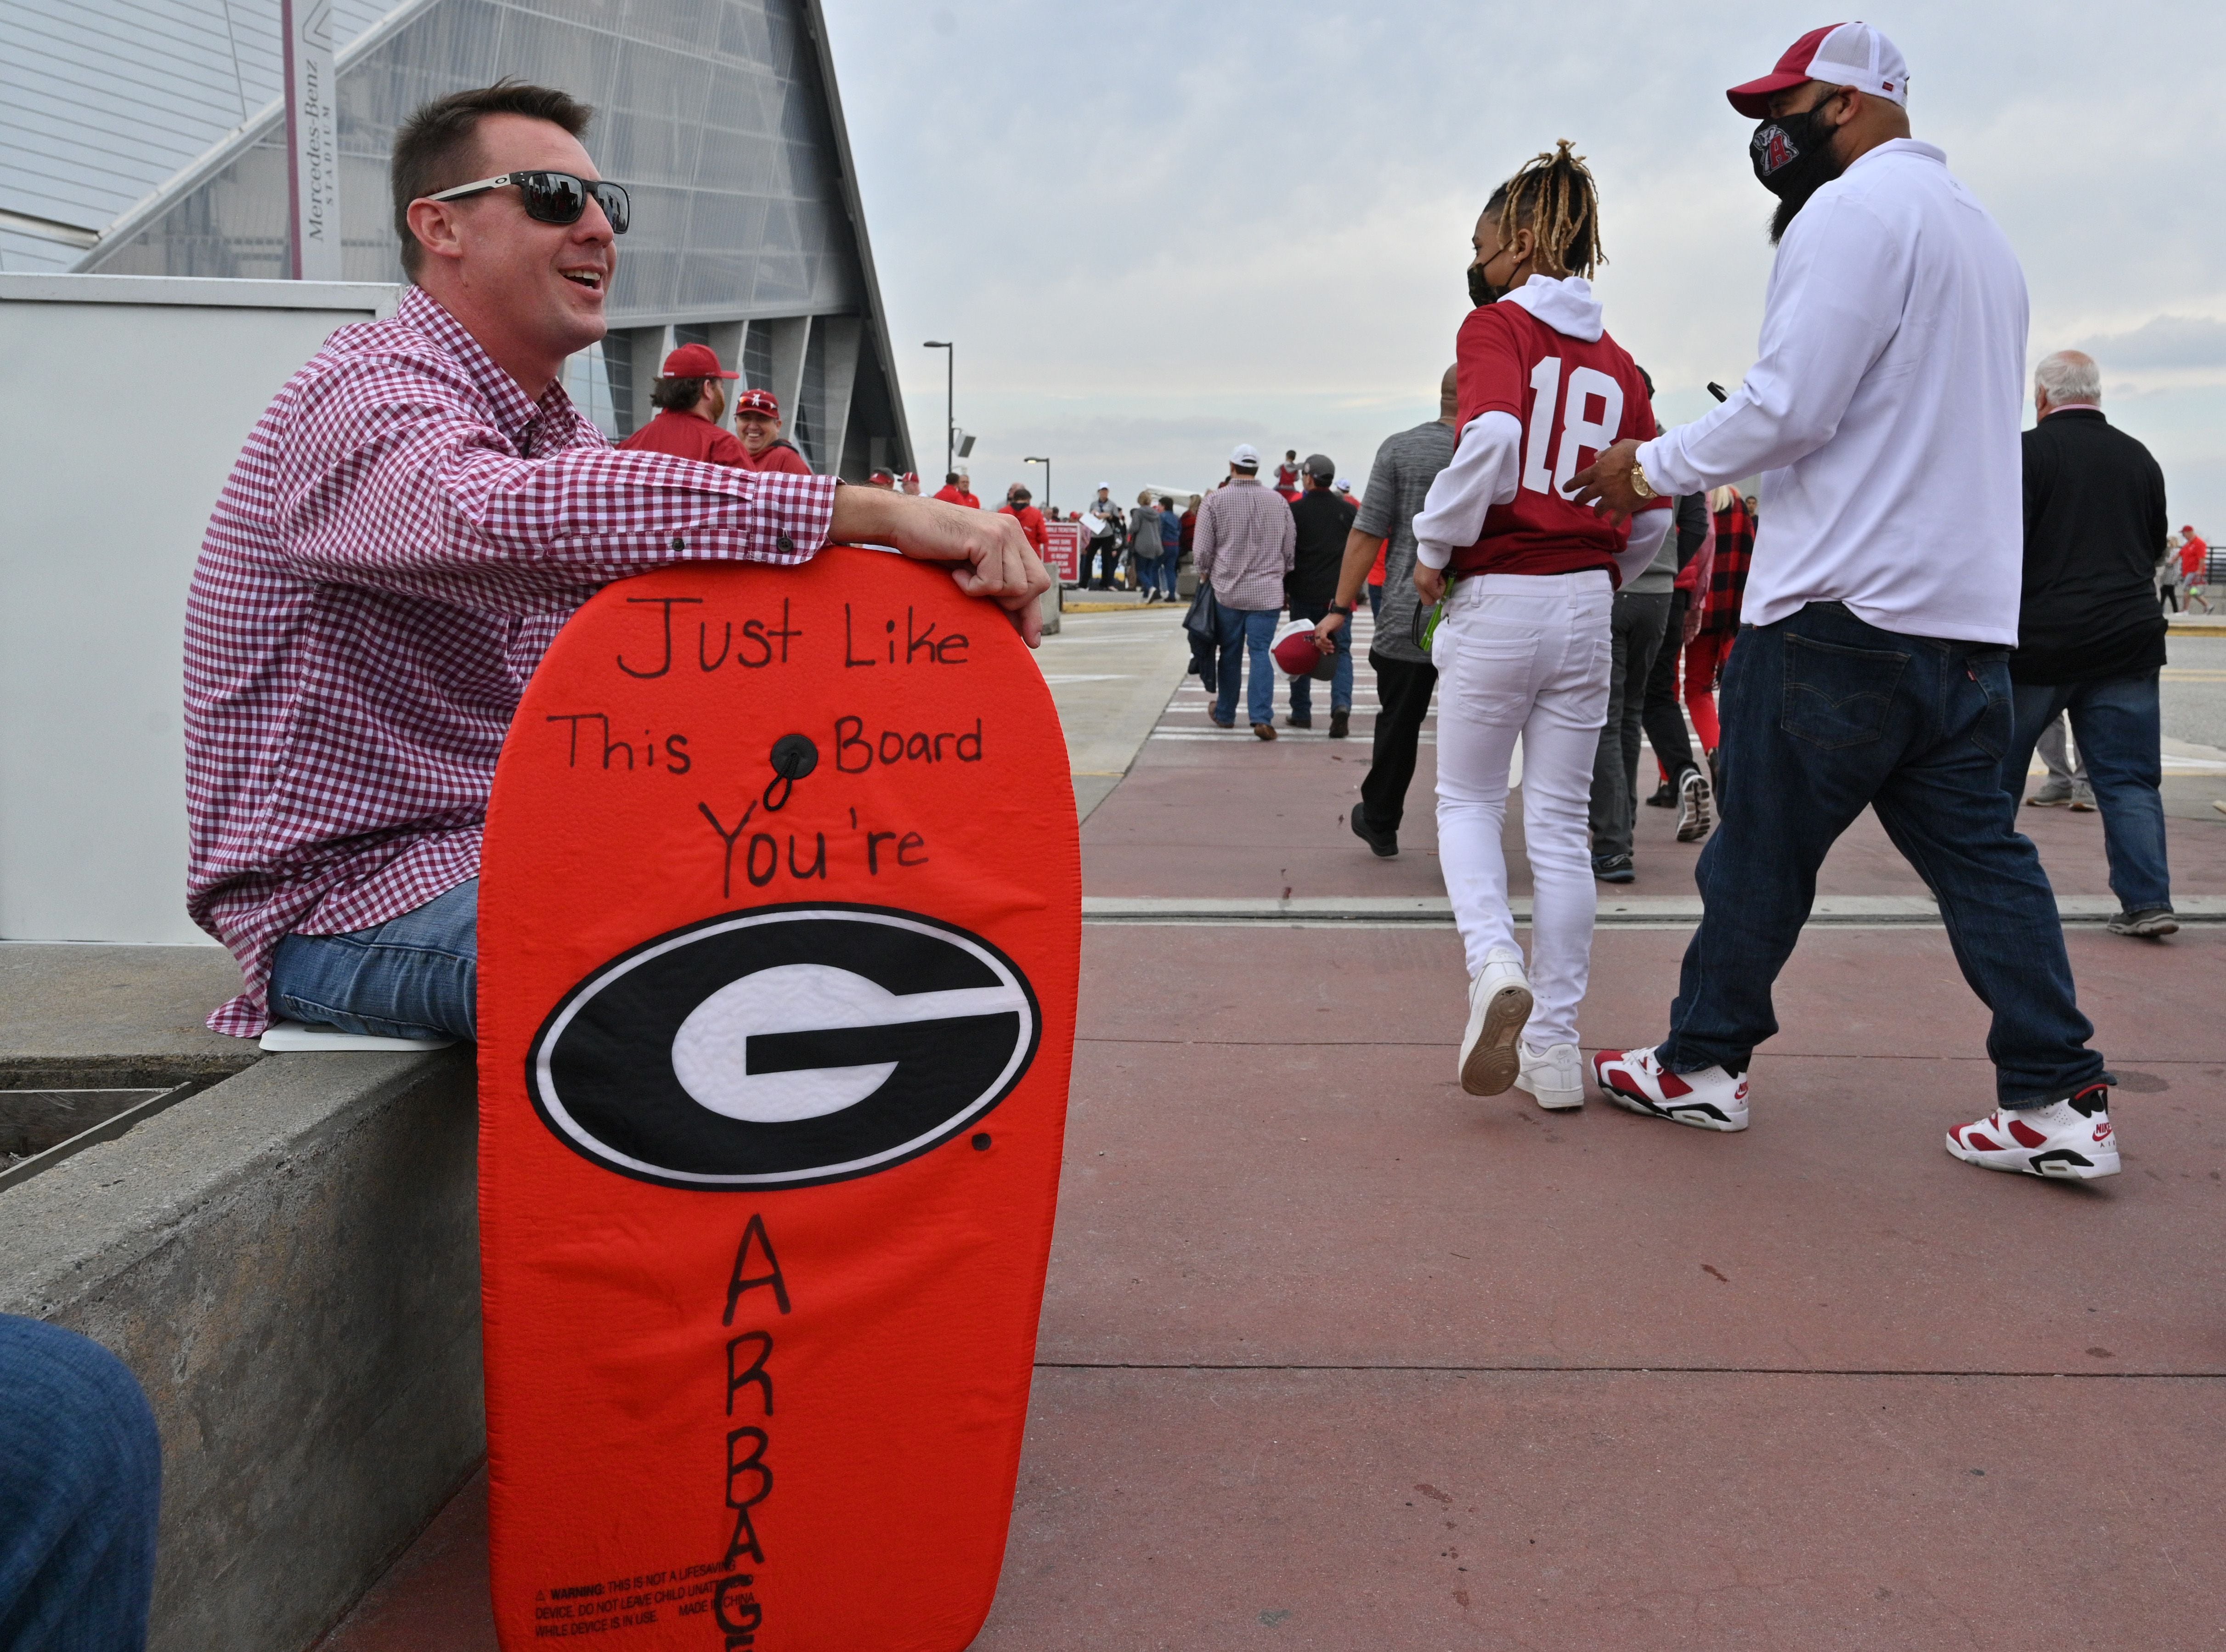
734;388;781;419
1271;619;1337;682
659;341;739;379
1727;22;1910;119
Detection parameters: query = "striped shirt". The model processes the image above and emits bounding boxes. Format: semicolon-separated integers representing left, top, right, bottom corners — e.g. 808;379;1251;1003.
185;286;836;1035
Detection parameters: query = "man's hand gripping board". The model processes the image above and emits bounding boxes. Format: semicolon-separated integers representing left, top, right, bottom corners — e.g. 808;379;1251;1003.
479;548;1080;1650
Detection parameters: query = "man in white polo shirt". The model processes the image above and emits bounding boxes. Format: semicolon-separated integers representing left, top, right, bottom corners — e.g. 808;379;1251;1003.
1569;23;2118;1182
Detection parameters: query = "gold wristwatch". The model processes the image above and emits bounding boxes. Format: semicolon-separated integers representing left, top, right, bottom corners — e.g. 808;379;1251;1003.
1627;457;1657;501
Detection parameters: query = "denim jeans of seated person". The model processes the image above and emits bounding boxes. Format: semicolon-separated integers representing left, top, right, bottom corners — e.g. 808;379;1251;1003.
269;876;479;1041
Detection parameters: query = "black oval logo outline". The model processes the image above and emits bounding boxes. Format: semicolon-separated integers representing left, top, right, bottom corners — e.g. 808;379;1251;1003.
526;902;1041;1190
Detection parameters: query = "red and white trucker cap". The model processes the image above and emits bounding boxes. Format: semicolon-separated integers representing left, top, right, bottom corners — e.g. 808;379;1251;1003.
1727;22;1909;118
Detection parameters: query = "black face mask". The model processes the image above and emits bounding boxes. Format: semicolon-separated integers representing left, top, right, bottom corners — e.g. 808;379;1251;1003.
1751;104;1845;243
1467;261;1509;308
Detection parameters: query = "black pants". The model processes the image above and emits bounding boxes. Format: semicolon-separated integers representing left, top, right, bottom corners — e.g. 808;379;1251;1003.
1080;538;1117;587
1642;588;1699;786
1360;653;1439;834
1588;590;1672;859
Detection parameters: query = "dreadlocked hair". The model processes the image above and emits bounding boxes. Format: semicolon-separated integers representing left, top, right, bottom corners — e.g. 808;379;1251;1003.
1486;139;1605;280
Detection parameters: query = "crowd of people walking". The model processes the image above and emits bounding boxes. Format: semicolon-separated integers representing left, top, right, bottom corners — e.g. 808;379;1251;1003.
1155;23;2200;1190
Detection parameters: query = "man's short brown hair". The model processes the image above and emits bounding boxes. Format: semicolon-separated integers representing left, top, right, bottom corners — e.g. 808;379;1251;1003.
650;376;709;412
391;81;593;278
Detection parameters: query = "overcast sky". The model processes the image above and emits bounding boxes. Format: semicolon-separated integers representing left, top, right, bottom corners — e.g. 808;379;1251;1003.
824;0;2223;531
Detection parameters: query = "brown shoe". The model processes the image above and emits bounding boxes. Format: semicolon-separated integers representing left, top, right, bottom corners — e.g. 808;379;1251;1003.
1329;709;1350;739
1252;722;1277;741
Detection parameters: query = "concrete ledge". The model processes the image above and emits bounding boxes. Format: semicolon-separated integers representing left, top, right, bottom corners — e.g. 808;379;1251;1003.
0;1046;483;1652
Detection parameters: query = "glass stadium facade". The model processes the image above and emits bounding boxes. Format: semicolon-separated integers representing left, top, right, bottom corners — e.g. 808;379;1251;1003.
0;0;910;474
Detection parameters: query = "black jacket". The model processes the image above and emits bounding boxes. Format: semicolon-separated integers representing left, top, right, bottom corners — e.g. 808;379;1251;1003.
1287;486;1357;608
2013;408;2168;685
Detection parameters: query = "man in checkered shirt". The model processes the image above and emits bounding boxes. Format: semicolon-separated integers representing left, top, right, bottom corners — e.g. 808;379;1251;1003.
185;83;1047;1042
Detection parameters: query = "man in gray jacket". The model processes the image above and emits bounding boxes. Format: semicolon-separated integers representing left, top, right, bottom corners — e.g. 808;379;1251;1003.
1314;367;1459;853
1193;442;1298;738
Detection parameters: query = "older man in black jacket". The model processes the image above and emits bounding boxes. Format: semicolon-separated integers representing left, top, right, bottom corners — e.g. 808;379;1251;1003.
2004;349;2175;937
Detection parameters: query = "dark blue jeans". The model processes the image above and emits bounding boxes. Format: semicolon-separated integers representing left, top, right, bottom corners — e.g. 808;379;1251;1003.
2002;673;2172;914
1214;605;1280;727
0;1316;160;1652
269;877;479;1041
1657;603;2104;1106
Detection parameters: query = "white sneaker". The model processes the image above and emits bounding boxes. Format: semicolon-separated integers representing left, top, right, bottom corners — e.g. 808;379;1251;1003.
1675;767;1713;842
1458;951;1533;1097
1514;1040;1584;1111
1592;1045;1750;1131
1946;1084;2119;1179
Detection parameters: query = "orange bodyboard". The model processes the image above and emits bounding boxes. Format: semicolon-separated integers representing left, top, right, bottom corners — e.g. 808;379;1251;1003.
478;548;1079;1649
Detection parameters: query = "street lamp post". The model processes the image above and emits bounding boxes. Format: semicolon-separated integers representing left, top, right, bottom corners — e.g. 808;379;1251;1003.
922;341;953;482
1023;455;1051;513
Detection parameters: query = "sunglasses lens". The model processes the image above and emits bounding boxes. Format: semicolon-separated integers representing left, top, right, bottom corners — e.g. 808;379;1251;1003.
521;173;587;225
591;182;630;235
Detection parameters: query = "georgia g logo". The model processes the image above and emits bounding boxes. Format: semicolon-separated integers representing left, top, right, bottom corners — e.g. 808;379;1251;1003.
529;904;1040;1189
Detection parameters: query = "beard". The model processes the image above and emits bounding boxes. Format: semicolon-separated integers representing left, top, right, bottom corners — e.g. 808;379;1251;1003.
1768;147;1846;242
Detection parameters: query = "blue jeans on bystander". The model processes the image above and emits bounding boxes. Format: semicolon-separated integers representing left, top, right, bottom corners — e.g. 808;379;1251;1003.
1214;605;1280;727
1655;602;2104;1106
1284;601;1355;720
2001;672;2172;914
0;1315;161;1652
269;877;480;1041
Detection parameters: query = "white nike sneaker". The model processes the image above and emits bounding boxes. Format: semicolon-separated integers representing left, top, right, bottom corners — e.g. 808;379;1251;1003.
1458;950;1533;1097
1592;1045;1750;1131
1514;1040;1584;1111
1946;1084;2119;1179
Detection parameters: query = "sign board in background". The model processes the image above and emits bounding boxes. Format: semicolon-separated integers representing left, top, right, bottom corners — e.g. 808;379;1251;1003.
1039;521;1081;583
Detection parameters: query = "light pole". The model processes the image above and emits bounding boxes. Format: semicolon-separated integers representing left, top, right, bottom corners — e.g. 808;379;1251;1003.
1023;455;1051;513
922;341;953;482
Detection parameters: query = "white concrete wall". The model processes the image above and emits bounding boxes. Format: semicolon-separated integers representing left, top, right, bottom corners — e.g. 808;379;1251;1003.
0;274;397;943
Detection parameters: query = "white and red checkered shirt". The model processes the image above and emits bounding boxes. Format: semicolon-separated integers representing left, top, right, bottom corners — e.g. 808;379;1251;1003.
186;286;836;1035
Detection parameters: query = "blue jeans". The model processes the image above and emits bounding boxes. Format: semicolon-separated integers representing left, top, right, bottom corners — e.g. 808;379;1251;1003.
1133;553;1164;595
1156;553;1181;597
1285;602;1355;718
0;1316;160;1652
269;877;480;1040
2002;673;2172;914
1214;605;1280;727
1657;603;2104;1107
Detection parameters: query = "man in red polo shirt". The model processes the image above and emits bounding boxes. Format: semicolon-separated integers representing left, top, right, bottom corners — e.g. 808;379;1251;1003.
616;341;746;464
935;470;981;508
732;387;813;474
998;484;1047;555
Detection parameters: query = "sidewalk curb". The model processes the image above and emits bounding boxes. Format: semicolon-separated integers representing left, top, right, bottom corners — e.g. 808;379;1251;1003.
1081;894;2226;927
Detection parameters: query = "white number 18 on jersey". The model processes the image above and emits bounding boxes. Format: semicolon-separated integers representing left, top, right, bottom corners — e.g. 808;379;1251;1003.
1523;358;1624;498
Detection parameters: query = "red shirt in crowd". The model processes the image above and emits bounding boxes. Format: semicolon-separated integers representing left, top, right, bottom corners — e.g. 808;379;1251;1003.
737;439;814;476
2182;533;2208;578
998;502;1047;553
1449;299;1663;579
935;484;981;508
616;407;748;466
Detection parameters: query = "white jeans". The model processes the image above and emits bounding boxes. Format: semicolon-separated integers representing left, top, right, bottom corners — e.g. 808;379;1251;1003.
1432;571;1614;1049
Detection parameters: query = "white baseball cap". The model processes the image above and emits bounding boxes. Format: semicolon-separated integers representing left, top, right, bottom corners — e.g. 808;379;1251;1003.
1727;22;1909;118
1230;442;1262;468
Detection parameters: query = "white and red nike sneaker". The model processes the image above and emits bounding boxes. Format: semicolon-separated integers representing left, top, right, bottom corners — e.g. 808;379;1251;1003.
1592;1046;1750;1132
1946;1084;2119;1179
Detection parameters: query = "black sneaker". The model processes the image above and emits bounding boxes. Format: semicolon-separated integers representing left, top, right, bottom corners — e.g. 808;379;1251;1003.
1350;803;1397;858
2107;907;2178;938
1286;714;1312;729
1644;780;1677;808
1592;852;1635;884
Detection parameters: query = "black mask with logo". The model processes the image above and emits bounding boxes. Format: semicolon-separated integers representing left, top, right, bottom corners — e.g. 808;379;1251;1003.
1467;262;1511;308
1750;101;1846;244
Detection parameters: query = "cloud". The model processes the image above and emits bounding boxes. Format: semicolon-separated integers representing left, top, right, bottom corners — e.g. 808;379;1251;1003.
2072;314;2226;372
